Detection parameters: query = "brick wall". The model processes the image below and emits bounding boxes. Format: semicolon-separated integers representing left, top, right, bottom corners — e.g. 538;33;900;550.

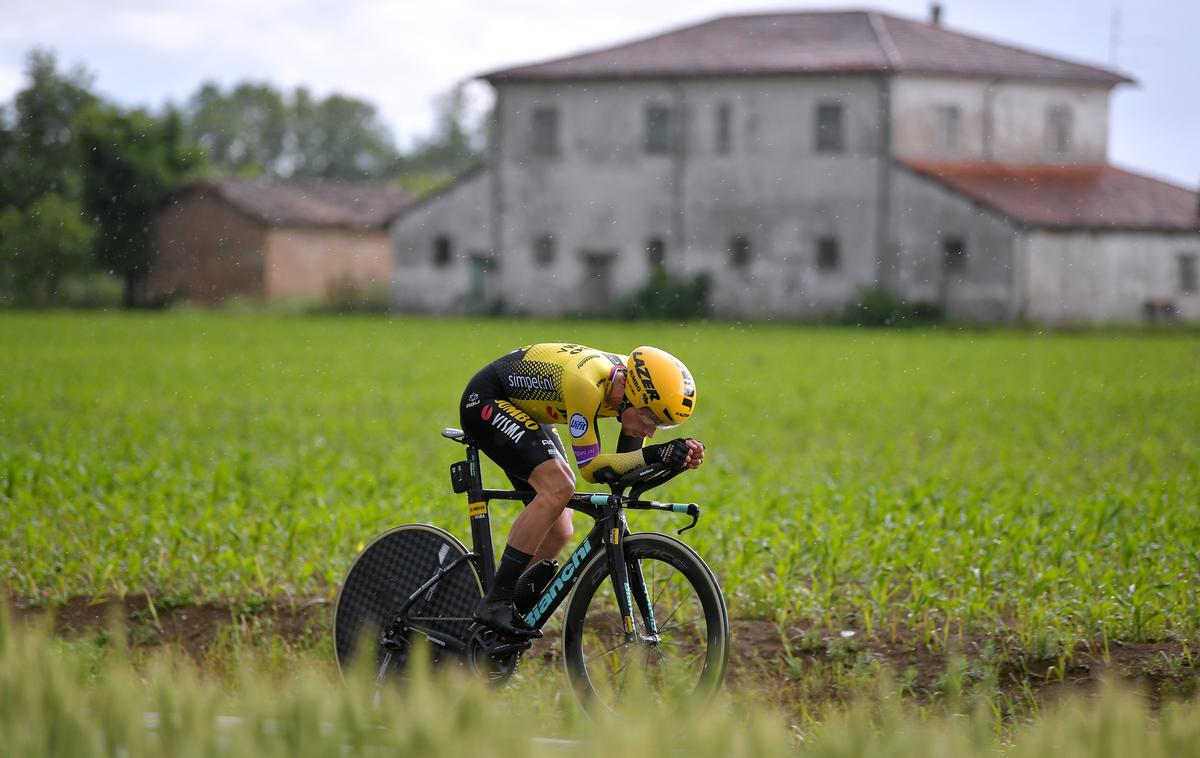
148;191;267;303
262;228;393;299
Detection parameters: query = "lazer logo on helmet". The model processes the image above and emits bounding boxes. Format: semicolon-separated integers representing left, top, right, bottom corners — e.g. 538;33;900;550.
507;374;555;392
523;537;594;627
630;351;661;402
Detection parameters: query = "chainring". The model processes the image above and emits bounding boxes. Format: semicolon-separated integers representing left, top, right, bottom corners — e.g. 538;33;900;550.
465;625;523;684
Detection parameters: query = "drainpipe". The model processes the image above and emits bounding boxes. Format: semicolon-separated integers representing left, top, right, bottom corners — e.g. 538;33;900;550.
671;80;687;271
876;74;893;290
489;86;504;281
983;78;1000;162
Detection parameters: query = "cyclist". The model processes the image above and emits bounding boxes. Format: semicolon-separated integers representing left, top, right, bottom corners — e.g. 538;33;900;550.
460;343;704;639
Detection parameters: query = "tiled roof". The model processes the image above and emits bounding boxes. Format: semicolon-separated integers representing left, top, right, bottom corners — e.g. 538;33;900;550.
483;10;1132;86
901;161;1200;232
189;180;414;229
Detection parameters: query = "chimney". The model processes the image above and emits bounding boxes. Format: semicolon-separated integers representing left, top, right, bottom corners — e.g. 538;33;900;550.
930;3;943;26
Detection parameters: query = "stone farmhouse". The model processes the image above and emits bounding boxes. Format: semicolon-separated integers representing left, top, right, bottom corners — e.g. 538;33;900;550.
390;8;1200;324
148;180;412;304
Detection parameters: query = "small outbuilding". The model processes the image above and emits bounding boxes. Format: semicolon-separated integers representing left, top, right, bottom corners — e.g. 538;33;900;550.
148;180;413;304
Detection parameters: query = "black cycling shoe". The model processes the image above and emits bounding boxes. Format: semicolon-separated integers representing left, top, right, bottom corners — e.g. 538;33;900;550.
473;597;543;640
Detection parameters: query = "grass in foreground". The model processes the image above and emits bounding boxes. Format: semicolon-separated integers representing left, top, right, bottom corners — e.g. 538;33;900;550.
4;608;1200;757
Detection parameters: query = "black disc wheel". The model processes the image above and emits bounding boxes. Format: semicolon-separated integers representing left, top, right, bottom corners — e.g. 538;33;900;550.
562;533;729;714
333;524;482;682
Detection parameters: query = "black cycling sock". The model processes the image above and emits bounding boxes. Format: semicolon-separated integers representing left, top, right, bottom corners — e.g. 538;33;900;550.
487;544;535;602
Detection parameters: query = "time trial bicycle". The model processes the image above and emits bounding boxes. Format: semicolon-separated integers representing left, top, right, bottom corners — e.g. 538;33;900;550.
333;426;729;713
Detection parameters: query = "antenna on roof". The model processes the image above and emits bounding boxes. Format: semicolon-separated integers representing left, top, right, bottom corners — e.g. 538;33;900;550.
1108;6;1121;66
930;3;943;26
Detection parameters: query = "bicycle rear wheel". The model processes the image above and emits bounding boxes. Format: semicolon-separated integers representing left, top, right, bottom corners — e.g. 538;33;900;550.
333;524;482;680
562;532;729;714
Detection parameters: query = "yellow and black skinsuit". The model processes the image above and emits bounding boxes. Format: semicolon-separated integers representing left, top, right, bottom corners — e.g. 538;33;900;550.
458;343;649;484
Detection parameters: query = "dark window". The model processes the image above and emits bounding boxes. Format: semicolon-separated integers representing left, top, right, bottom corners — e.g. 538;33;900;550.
943;236;967;273
533;234;555;265
644;104;671;154
532;107;559;155
432;235;452;267
1180;253;1199;293
816;237;840;271
936;105;960;154
715;103;731;154
815;102;844;153
729;235;751;268
647;237;666;268
1046;105;1072;155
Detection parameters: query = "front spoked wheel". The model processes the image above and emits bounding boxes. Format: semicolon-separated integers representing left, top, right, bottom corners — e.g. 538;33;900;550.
562;533;729;714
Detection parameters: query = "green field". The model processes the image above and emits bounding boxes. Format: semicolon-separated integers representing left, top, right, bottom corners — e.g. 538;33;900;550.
3;313;1198;653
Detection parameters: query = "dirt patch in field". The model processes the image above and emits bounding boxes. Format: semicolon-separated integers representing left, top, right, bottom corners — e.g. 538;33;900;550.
9;595;331;660
728;619;1197;710
7;597;1195;708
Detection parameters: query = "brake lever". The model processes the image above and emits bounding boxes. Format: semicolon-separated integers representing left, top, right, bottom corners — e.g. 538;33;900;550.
676;504;700;535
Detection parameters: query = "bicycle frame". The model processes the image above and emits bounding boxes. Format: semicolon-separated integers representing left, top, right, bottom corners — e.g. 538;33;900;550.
397;433;701;651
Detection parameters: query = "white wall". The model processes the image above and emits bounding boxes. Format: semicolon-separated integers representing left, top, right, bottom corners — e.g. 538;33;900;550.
1022;230;1200;324
390;170;492;314
890;167;1020;321
891;76;1111;164
494;75;889;318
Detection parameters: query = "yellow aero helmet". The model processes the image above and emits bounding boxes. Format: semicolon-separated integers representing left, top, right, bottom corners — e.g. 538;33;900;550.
624;346;697;428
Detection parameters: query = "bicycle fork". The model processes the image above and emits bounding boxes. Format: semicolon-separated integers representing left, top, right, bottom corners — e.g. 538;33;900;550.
606;519;659;643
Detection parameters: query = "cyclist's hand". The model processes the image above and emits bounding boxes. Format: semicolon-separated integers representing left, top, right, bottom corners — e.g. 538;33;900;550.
645;438;705;471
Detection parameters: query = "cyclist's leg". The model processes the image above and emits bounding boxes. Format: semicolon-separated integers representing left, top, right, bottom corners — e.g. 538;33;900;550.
510;430;573;563
460;386;568;636
509;457;574;557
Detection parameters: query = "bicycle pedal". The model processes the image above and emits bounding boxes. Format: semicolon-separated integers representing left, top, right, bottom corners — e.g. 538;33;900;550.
469;625;532;656
485;637;533;657
512;559;559;615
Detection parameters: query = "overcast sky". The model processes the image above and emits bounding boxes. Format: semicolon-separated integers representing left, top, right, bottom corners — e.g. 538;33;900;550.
3;0;1197;188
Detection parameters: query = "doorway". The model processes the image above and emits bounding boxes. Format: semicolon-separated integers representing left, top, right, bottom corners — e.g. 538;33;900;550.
580;251;616;315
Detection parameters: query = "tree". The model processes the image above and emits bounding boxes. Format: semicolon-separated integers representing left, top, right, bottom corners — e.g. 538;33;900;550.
0;193;95;306
184;82;401;180
0;49;97;210
397;82;487;187
78;106;202;306
185;82;286;178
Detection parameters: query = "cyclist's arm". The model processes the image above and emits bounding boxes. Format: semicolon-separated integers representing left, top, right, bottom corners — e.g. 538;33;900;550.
615;432;645;453
563;375;649;483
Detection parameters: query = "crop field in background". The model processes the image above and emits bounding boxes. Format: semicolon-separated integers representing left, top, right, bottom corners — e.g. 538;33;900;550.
2;313;1199;658
3;312;1199;750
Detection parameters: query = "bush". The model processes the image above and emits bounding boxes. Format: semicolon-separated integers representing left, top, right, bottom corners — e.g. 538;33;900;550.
841;285;942;327
57;272;124;309
322;276;392;314
618;266;711;320
0;194;96;307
